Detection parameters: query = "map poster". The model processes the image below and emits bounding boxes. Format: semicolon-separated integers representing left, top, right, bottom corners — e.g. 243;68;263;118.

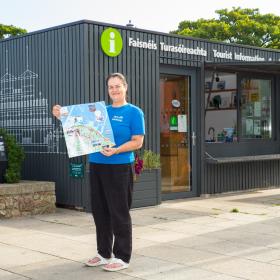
60;101;115;158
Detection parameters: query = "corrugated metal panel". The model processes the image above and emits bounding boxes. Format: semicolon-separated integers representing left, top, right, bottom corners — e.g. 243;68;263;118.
1;20;280;208
0;22;161;208
0;23;89;208
204;160;280;194
87;25;160;153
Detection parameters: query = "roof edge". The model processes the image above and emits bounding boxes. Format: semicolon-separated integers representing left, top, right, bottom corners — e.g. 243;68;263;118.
0;19;280;54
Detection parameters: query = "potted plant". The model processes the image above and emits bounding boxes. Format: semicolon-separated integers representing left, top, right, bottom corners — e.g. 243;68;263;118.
132;149;161;208
134;149;161;177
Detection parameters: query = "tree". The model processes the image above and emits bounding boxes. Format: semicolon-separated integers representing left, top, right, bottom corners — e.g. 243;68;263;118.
171;7;280;49
0;23;27;39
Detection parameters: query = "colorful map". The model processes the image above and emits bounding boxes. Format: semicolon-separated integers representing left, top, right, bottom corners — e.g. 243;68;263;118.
60;101;115;158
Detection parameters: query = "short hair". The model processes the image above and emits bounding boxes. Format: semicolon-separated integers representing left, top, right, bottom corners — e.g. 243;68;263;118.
106;73;128;87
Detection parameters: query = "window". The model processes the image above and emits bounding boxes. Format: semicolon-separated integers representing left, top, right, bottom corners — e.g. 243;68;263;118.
205;71;237;143
205;71;273;143
241;78;272;139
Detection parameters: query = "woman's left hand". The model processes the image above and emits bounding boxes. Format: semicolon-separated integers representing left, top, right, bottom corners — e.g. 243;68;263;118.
100;147;118;157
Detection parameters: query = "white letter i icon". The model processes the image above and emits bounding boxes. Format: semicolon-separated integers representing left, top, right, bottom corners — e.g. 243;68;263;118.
109;32;115;53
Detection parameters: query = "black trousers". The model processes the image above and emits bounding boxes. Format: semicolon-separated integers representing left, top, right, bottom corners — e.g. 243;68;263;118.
89;163;134;263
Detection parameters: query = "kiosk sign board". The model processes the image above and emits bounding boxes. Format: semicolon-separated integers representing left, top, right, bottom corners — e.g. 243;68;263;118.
69;163;84;178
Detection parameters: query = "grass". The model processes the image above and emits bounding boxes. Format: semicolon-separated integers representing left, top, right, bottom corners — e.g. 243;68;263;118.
229;208;267;215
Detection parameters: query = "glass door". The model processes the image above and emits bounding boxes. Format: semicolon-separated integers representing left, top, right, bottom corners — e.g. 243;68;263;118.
160;74;192;195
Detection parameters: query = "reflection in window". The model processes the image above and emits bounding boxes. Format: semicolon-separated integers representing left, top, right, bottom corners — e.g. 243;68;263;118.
205;71;237;143
241;78;272;139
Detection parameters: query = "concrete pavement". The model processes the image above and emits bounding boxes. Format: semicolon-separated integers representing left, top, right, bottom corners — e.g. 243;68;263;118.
1;188;280;280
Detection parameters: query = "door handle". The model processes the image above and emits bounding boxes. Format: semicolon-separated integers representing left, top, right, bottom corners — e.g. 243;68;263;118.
192;131;196;146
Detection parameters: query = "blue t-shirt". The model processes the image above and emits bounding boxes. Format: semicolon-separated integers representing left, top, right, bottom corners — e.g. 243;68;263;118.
89;103;145;164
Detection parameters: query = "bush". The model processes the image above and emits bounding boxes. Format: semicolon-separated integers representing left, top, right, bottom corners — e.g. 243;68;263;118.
0;129;25;183
142;149;160;169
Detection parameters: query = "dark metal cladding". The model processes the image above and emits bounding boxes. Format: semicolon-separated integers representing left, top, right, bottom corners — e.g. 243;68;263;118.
1;20;280;208
204;160;280;194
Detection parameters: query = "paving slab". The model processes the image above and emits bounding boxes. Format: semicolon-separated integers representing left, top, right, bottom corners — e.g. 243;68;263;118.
0;232;96;262
126;265;218;280
133;226;190;242
0;269;28;280
11;259;138;280
0;243;58;269
134;243;225;266
198;257;280;280
1;188;280;279
122;255;184;278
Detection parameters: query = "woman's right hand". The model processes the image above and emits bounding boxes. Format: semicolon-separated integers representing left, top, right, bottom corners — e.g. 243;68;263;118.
52;105;61;119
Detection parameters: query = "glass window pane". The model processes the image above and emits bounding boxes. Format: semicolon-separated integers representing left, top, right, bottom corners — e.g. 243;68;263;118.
205;71;237;143
241;78;272;139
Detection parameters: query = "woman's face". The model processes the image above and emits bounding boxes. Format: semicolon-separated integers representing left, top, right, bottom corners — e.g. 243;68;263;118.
107;77;127;104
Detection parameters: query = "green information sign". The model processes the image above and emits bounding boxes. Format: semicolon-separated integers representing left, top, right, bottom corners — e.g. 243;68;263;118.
69;163;84;178
101;27;123;57
169;115;178;131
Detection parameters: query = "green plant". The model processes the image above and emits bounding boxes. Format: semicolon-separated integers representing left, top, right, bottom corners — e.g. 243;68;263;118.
0;128;25;183
142;149;160;169
230;208;239;213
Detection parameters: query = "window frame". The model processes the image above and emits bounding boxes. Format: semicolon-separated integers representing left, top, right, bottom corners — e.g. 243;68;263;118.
204;69;276;144
237;72;276;143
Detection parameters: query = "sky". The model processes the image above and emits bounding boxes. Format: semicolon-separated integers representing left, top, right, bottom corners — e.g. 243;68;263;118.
2;0;280;34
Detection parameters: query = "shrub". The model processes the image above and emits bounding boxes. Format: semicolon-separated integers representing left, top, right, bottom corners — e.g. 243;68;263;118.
0;128;25;183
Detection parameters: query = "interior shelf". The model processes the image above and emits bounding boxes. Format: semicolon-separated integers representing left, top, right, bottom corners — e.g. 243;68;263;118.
205;88;237;93
206;108;236;111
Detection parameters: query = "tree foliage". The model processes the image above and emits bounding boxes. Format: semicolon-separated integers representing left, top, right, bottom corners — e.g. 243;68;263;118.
171;7;280;49
0;23;27;39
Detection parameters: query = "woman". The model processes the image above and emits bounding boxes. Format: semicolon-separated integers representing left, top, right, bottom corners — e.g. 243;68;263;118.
52;73;145;272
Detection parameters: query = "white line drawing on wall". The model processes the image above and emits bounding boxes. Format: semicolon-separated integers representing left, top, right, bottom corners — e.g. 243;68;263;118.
0;46;65;154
